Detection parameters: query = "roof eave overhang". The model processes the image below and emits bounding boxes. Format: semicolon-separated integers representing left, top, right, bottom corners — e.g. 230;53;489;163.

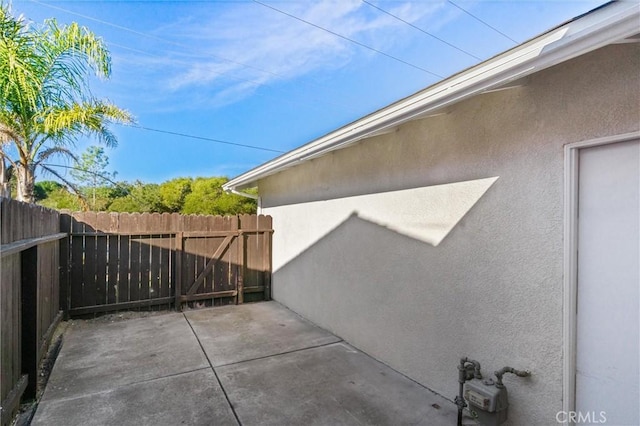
224;1;639;192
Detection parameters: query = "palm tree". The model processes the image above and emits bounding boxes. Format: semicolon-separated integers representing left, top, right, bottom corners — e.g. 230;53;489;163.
0;5;132;203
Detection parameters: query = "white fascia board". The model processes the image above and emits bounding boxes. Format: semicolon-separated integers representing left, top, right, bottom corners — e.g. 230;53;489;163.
224;1;639;192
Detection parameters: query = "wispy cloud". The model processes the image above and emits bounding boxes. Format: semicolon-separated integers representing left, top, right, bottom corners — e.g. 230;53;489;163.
93;0;450;113
147;1;446;105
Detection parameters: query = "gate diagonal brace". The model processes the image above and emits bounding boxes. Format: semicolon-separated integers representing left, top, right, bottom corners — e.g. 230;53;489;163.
186;234;236;295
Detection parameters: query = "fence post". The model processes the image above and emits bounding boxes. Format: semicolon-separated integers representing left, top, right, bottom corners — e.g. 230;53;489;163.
263;228;272;301
174;232;183;312
21;246;38;400
59;213;71;317
237;228;244;305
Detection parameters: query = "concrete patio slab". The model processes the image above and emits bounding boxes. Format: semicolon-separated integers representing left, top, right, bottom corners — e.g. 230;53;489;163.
32;302;462;426
32;369;237;426
40;312;208;400
184;301;341;366
217;342;457;426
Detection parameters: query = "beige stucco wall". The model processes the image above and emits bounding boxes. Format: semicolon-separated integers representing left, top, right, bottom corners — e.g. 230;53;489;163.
258;44;640;425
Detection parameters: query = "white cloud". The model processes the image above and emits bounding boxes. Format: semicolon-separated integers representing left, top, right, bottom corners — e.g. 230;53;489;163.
100;1;452;112
154;1;446;102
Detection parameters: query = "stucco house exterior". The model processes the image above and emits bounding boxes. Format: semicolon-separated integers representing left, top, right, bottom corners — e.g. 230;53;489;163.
224;2;639;425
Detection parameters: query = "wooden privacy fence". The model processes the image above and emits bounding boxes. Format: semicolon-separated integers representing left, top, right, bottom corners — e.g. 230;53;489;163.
60;212;273;316
0;203;272;425
0;199;65;426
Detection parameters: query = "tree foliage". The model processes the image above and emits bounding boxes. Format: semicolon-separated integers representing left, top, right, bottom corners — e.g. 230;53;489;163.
159;177;192;213
71;146;115;186
0;5;132;202
107;181;162;213
71;145;116;210
35;176;257;215
35;180;83;210
182;177;255;215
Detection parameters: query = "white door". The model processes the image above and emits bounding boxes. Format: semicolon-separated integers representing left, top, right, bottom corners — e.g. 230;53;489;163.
575;139;639;425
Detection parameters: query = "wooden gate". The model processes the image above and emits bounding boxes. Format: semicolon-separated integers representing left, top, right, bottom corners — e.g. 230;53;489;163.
60;212;272;316
177;214;272;308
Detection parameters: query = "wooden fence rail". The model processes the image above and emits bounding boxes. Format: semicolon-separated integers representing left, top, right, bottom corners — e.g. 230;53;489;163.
0;199;64;426
60;212;272;316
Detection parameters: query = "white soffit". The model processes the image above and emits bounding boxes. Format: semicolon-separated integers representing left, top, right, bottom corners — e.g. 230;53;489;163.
224;1;640;192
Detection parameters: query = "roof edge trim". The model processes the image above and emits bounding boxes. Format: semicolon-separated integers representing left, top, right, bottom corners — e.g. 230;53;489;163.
224;2;639;192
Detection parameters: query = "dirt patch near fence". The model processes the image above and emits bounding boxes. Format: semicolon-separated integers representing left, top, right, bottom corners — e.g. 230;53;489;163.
76;310;170;324
14;321;67;426
14;310;175;425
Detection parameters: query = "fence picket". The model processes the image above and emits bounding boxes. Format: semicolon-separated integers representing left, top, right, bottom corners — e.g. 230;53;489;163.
117;214;132;304
59;213;71;312
82;212;98;308
70;213;84;312
96;212;110;307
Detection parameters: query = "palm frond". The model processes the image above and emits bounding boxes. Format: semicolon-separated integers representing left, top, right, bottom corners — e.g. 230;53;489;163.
42;19;111;79
35;20;114;112
39;163;90;210
0;6;46;111
33;145;77;166
0;147;18;170
41;101;133;147
0;121;21;143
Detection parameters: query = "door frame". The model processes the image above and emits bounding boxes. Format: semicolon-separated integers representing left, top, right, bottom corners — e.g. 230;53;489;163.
562;130;640;419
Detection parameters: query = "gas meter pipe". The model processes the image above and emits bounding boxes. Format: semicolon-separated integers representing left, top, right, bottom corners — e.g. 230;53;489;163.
494;366;531;388
455;357;482;426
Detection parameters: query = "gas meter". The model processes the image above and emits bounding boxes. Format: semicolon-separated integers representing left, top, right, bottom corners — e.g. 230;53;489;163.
455;359;530;426
464;378;508;426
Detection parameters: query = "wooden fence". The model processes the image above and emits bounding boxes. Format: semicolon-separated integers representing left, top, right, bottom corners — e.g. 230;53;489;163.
0;199;65;426
0;204;272;425
60;212;273;316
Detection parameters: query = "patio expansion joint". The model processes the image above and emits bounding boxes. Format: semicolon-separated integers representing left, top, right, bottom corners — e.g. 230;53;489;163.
38;366;212;406
183;312;243;426
211;339;345;369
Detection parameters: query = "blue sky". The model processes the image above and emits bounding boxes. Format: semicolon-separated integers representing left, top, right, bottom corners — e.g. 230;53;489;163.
13;0;604;183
